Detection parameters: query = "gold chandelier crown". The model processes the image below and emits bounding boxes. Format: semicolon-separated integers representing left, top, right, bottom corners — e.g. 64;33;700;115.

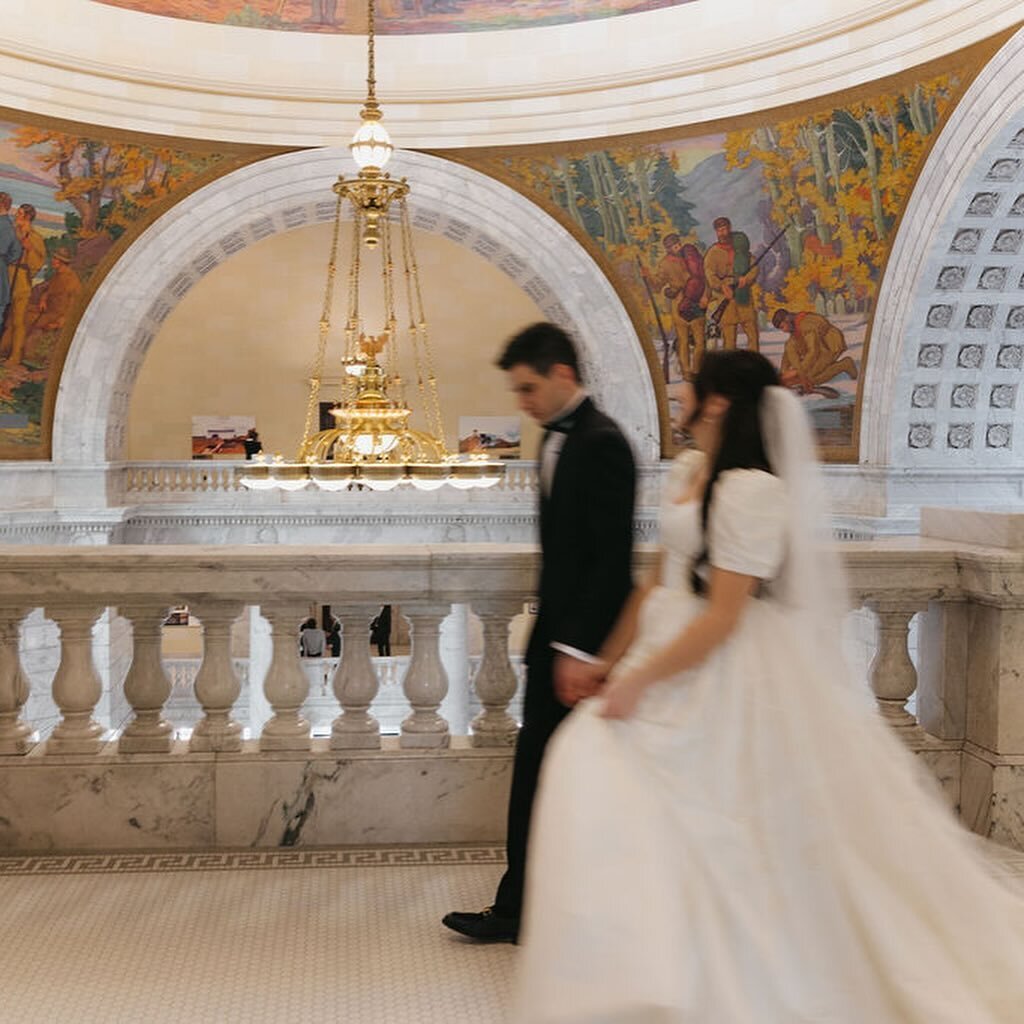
241;0;502;494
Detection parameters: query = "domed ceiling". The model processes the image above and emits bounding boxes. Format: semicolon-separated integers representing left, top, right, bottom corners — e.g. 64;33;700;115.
91;0;693;34
8;1;1019;148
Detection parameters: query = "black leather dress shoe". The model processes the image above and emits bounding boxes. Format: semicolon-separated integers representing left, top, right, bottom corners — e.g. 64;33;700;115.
442;907;519;943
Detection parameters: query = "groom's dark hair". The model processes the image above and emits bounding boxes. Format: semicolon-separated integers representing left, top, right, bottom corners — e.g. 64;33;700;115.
496;322;582;381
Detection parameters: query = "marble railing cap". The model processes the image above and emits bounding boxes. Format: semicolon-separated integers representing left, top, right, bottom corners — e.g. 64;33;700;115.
921;507;1024;551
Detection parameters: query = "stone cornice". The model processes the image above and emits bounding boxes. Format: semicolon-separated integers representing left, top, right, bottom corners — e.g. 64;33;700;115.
0;3;1018;146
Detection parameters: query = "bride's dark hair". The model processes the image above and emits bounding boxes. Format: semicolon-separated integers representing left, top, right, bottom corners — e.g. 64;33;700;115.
689;349;780;594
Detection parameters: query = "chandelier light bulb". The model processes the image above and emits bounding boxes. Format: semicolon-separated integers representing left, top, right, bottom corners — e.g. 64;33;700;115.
350;118;393;172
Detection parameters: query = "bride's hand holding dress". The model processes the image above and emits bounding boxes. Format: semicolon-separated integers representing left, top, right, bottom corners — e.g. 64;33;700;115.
600;562;761;721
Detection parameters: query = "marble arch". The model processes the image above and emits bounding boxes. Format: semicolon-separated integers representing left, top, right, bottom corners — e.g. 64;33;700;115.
863;25;1024;470
52;149;661;466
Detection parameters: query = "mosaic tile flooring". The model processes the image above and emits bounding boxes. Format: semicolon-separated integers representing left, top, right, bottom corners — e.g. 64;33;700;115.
0;842;1021;1024
0;845;515;1024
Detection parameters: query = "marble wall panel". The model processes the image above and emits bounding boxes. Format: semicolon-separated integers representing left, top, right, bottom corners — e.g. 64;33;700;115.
989;765;1024;850
0;746;511;851
961;752;1024;850
961;749;995;837
0;739;1005;851
913;746;962;811
214;743;512;848
0;753;215;850
916;601;968;741
966;606;1024;754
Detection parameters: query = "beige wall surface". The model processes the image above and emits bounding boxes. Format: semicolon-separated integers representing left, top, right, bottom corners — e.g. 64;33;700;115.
126;224;545;461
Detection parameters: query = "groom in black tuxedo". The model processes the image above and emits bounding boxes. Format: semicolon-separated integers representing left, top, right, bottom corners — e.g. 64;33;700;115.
443;322;636;943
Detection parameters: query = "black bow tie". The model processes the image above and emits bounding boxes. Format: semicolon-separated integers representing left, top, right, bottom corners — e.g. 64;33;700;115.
544;415;575;435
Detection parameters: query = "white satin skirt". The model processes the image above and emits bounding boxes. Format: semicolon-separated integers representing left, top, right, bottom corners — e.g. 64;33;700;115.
514;586;1024;1023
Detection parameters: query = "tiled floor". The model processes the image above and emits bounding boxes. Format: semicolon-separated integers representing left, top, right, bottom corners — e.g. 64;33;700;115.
0;846;516;1024
1;842;1022;1024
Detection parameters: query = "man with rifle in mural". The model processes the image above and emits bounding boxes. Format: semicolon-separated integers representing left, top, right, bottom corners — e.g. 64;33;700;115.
704;219;787;353
641;233;708;379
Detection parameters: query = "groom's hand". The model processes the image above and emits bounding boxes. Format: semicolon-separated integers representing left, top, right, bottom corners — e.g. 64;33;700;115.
554;654;605;707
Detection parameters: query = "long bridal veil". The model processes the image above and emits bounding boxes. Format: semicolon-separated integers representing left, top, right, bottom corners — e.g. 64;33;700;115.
760;386;867;699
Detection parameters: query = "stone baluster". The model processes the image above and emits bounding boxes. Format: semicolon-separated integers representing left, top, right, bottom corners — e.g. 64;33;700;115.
0;605;33;754
189;601;244;752
866;600;924;732
470;598;523;747
259;603;311;751
331;604;381;750
400;602;451;749
118;603;174;754
46;604;106;754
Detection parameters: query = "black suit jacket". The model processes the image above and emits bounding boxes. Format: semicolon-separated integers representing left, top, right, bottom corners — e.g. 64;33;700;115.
526;397;636;687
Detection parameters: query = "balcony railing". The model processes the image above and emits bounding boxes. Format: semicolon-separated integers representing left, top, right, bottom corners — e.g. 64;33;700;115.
0;536;1022;850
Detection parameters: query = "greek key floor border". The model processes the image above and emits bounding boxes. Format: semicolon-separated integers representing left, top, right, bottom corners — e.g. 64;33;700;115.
0;844;506;877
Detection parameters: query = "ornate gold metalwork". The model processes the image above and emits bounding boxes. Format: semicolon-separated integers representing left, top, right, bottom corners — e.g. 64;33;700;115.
241;0;502;493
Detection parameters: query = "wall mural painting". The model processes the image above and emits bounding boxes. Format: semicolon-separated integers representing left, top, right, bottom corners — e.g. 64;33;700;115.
493;74;959;457
0;123;229;453
92;0;694;34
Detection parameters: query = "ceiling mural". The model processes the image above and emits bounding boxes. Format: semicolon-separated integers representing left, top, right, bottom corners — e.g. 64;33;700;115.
91;0;694;34
469;67;975;461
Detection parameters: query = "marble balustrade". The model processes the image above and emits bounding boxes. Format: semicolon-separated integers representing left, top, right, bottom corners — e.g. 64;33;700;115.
159;654;525;737
0;525;1022;851
120;461;546;500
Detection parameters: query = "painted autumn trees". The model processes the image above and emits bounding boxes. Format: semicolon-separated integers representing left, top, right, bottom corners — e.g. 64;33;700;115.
0;123;230;453
724;74;956;316
11;127;221;267
500;74;956;349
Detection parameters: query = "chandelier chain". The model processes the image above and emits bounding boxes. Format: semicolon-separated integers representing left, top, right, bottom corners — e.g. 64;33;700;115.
300;189;346;455
401;200;446;447
347;213;362;343
366;0;377;107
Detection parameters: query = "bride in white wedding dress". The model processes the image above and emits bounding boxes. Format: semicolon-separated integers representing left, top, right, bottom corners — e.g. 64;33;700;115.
514;350;1024;1023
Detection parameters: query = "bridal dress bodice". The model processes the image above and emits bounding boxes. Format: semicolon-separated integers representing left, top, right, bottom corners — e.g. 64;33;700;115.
623;449;789;714
658;448;788;595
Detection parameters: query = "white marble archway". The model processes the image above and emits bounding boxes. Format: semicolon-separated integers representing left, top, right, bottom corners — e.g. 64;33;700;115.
862;26;1024;470
53;149;660;466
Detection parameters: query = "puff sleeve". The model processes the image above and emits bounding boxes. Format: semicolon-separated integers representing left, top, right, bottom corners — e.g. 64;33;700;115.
708;470;788;580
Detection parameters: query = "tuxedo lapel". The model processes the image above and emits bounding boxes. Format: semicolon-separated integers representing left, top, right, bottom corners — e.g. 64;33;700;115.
539;397;592;506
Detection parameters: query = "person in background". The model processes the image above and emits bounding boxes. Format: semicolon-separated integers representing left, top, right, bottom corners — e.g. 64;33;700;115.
243;429;263;460
369;605;392;657
299;617;326;657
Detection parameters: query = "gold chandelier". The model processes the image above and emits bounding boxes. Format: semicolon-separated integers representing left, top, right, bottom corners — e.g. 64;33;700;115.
242;0;502;493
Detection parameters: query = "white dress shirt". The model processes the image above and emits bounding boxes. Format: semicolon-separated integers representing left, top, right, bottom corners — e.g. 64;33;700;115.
540;389;587;496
